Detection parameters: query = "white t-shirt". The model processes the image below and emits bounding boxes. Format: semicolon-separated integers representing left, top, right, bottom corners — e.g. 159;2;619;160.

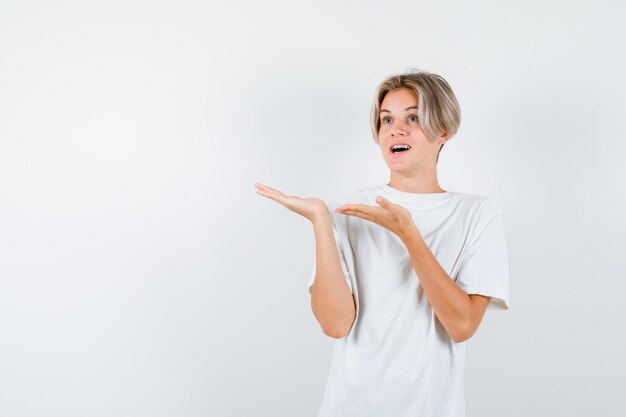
308;184;510;417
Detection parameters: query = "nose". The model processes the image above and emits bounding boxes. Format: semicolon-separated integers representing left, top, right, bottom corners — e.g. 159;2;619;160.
391;121;408;137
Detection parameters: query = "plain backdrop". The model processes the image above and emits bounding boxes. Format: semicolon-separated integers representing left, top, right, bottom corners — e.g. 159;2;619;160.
1;0;625;416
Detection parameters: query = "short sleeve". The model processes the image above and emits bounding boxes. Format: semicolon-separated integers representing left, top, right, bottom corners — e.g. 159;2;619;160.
307;201;353;295
455;208;510;310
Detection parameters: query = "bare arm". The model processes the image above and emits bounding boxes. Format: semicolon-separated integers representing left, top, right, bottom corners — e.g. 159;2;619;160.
253;182;355;339
309;212;356;339
334;196;490;343
403;228;490;343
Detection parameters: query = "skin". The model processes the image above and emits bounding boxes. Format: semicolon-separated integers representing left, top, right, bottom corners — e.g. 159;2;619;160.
255;87;491;342
377;88;448;193
254;183;355;338
335;88;491;342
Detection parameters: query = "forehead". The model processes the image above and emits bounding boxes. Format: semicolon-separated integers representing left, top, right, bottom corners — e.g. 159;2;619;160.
380;88;418;109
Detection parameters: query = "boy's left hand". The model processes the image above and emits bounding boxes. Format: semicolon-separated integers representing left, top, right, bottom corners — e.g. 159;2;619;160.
335;196;419;243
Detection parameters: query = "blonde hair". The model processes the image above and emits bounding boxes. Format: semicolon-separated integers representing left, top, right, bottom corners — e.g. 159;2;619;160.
370;69;461;162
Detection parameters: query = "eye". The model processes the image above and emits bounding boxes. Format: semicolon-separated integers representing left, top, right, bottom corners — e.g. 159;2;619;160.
408;115;418;123
382;116;392;124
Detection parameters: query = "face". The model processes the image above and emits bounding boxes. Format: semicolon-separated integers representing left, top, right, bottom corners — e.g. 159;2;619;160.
377;88;447;173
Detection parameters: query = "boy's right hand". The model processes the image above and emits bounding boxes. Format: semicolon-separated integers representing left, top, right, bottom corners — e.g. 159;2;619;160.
254;182;329;223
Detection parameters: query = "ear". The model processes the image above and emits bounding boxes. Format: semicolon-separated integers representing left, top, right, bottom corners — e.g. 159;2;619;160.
438;133;449;145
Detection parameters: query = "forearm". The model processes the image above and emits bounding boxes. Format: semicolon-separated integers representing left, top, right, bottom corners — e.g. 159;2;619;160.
310;213;356;338
402;227;472;342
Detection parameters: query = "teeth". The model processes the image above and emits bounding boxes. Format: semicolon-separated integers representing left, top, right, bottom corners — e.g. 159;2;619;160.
391;144;410;151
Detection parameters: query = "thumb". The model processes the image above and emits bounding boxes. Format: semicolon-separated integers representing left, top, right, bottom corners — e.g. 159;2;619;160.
375;196;391;207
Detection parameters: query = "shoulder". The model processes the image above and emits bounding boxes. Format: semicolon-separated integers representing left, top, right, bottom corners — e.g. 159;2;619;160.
453;192;502;215
448;193;504;235
459;197;507;250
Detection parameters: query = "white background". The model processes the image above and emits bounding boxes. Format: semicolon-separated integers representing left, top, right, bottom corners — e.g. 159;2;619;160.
1;1;625;416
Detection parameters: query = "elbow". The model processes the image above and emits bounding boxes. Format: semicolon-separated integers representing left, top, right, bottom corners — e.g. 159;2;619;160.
323;328;348;339
451;332;469;344
311;292;356;339
321;316;355;339
450;321;475;343
322;321;352;339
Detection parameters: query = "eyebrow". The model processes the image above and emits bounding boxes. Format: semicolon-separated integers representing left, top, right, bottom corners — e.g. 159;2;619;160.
380;106;417;114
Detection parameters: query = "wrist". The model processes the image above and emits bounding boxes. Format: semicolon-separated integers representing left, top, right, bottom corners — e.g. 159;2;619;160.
311;209;331;226
400;224;422;245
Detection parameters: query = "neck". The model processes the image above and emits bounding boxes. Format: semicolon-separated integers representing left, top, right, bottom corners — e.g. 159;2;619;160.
388;171;445;194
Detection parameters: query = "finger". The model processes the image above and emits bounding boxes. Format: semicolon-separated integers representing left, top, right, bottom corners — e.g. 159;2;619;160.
337;204;384;216
335;204;369;213
255;183;287;197
341;212;382;228
336;208;378;224
256;188;291;206
255;182;278;192
254;182;278;192
256;188;272;197
375;196;393;208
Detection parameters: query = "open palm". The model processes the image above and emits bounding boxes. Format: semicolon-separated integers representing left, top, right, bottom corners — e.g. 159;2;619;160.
255;182;329;222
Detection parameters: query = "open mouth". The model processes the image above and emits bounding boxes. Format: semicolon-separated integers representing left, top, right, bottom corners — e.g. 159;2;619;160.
390;144;411;153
